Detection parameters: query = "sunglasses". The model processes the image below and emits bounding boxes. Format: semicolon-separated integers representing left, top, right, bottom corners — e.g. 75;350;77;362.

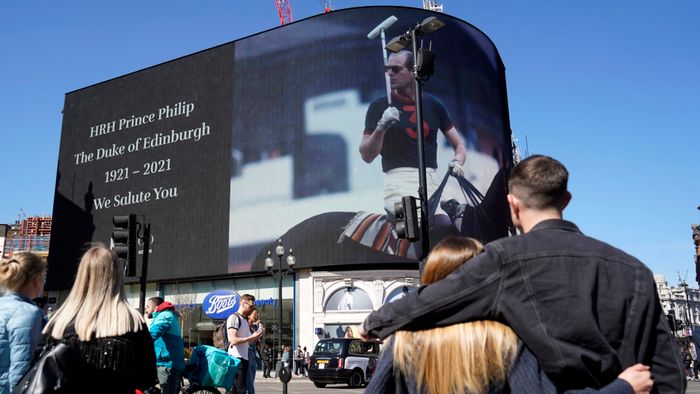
384;65;406;73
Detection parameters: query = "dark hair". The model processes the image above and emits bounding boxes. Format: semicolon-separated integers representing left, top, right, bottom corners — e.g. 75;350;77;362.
148;296;165;306
241;293;255;303
33;296;47;309
508;155;569;210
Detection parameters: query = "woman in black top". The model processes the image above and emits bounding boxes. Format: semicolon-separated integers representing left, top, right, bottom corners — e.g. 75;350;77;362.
40;245;157;393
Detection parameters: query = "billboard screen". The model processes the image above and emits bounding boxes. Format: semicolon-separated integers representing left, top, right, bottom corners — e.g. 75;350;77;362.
49;6;513;289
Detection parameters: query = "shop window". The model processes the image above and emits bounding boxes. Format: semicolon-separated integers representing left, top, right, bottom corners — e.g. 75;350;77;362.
314;339;344;355
349;340;362;355
349;340;379;356
384;285;416;304
325;286;372;311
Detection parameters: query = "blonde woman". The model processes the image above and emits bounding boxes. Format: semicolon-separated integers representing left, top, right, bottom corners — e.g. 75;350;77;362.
0;253;47;392
42;244;157;392
367;237;652;394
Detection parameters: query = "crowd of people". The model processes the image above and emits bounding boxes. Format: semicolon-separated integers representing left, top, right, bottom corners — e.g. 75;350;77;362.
0;246;274;394
1;245;157;393
0;155;690;393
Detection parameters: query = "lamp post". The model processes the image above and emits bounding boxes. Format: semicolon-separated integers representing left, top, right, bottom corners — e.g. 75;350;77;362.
265;239;295;391
386;16;445;260
679;277;693;338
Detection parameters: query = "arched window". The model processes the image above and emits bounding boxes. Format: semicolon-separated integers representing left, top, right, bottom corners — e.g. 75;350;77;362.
384;285;416;304
325;287;373;311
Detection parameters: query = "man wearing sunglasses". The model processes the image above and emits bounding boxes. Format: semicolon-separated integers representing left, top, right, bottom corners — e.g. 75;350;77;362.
359;50;466;227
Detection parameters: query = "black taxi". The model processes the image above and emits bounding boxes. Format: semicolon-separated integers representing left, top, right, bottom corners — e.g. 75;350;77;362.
308;338;380;388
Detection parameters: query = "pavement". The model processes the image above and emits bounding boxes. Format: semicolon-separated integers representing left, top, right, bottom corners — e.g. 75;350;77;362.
252;375;700;394
203;371;700;393
687;379;700;393
198;370;365;393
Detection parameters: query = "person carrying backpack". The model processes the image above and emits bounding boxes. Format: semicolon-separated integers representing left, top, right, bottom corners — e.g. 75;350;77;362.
226;294;264;394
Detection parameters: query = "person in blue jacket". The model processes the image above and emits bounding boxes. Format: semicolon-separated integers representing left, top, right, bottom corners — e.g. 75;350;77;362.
146;297;186;394
0;253;47;393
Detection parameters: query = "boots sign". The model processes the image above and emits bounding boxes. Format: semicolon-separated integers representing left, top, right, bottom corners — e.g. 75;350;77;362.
202;290;239;319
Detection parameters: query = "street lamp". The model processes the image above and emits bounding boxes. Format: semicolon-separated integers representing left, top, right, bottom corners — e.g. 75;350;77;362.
265;239;295;391
386;16;446;260
679;277;693;338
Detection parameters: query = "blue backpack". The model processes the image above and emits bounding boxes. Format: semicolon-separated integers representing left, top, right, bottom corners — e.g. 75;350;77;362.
186;345;241;388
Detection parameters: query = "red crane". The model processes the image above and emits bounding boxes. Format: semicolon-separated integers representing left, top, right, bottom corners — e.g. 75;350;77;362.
275;0;294;25
320;0;334;13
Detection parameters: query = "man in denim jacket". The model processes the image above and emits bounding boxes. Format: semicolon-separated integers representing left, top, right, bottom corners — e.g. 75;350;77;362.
361;155;685;392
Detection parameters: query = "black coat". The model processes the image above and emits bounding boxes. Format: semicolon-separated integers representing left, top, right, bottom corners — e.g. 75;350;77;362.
364;219;686;392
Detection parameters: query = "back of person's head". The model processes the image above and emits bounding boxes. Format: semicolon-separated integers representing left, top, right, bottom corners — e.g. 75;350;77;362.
0;253;47;292
45;244;144;340
148;296;164;307
421;237;484;284
393;237;517;394
508;155;569;210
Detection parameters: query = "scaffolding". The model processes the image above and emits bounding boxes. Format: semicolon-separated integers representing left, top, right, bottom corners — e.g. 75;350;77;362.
2;215;52;257
20;216;52;236
3;236;50;257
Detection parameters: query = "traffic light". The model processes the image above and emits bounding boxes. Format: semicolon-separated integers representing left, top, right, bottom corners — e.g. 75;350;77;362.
112;214;138;276
394;196;420;241
667;314;676;331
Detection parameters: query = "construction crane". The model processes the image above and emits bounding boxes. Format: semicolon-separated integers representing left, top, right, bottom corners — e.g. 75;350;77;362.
275;0;294;25
423;0;444;12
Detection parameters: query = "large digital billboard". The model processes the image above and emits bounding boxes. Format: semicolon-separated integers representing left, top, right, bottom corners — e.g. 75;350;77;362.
49;6;513;289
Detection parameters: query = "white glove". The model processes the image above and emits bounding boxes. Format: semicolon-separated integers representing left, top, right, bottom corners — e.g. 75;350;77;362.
450;160;464;178
377;107;400;130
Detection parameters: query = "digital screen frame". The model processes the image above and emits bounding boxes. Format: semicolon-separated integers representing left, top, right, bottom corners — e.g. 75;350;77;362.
48;6;513;290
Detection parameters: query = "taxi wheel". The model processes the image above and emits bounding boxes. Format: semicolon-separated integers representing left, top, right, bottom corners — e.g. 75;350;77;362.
348;370;363;388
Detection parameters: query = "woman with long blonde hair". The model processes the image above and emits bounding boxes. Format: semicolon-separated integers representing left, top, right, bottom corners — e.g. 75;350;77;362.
0;253;47;392
367;237;652;394
42;244;157;392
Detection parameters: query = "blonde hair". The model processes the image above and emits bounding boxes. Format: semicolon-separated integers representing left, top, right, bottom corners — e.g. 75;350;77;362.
392;237;518;394
44;244;144;341
0;253;47;292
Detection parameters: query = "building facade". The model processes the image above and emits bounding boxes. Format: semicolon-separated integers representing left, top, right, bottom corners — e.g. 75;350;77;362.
45;6;517;362
655;274;700;344
92;267;421;355
1;216;52;257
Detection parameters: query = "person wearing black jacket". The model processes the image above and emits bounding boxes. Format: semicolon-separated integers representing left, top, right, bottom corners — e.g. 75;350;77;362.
361;155;685;392
37;245;157;393
262;344;273;378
